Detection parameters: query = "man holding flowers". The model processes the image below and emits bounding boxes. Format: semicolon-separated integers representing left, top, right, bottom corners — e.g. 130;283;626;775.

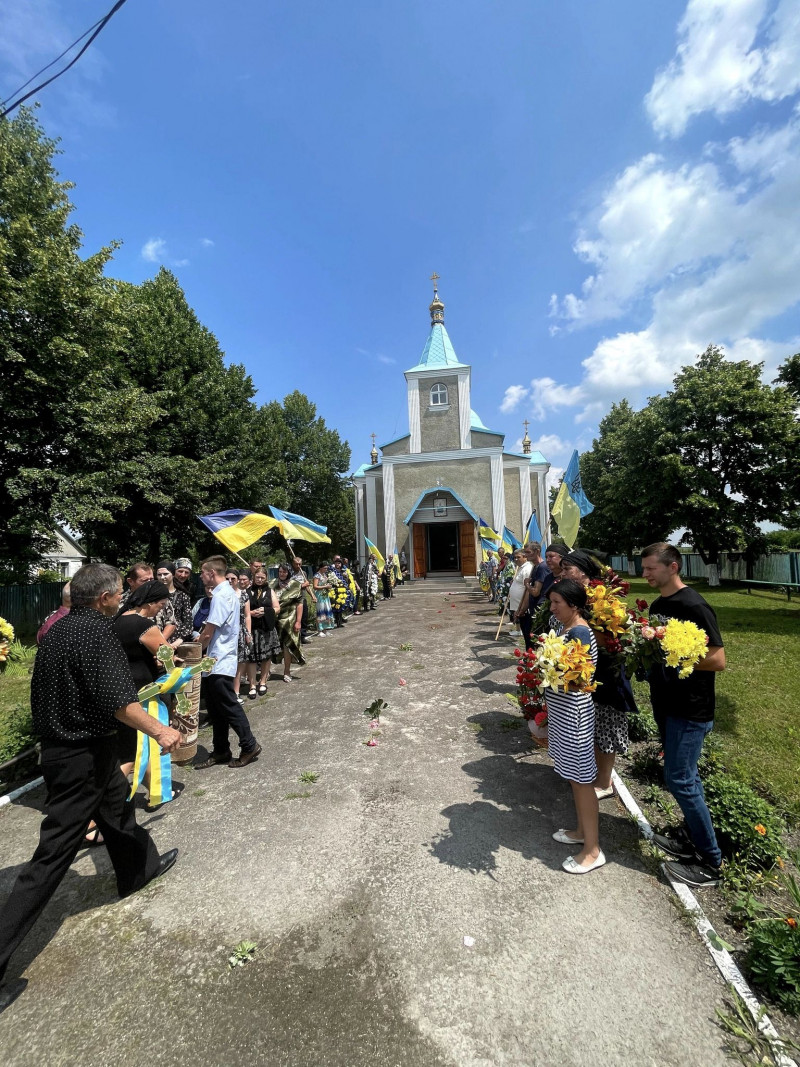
641;543;725;888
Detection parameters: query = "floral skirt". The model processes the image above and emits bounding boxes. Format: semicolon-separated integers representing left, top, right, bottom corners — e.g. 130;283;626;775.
252;625;281;663
315;591;335;630
272;610;307;665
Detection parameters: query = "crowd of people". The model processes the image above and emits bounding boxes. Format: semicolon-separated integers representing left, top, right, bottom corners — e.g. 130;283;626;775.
0;547;404;1013
480;540;725;888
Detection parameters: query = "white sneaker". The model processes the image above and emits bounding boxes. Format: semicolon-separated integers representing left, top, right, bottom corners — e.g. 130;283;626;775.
283;674;293;683
318;631;327;638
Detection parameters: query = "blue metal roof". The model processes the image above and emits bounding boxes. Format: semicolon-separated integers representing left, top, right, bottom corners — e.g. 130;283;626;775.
403;487;479;525
469;408;505;437
353;463;373;477
406;322;469;373
503;451;549;464
378;433;410;449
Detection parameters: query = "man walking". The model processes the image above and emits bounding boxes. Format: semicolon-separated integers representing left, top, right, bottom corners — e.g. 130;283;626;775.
0;564;181;1014
642;543;726;887
194;555;261;769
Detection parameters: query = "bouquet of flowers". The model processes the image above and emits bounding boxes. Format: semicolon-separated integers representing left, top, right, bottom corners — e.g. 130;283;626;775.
514;631;598;744
0;617;21;674
330;583;348;610
514;647;548;745
624;599;709;679
585;582;630;647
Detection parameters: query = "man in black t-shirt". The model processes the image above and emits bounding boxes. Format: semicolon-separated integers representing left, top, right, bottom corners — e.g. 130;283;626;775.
641;543;726;888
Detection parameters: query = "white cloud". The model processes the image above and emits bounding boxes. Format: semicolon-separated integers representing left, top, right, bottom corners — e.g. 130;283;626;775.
528;378;586;421
377;354;396;365
173;258;190;267
646;0;800;138
141;238;167;263
200;238;215;248
500;384;529;413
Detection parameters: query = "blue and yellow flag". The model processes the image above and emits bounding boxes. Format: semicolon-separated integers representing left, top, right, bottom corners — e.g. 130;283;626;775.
501;527;522;553
198;509;282;553
364;536;385;573
551;450;593;549
523;512;543;547
480;537;499;562
269;506;331;544
479;516;500;541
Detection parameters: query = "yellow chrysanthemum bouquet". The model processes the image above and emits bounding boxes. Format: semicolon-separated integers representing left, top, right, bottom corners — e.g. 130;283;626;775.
0;616;18;673
624;599;708;680
533;630;598;694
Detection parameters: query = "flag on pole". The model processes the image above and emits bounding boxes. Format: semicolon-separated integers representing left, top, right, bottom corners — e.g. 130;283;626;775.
364;536;385;573
478;516;500;541
551;450;593;549
480;537;499;562
523;512;543;547
501;527;522;553
197;509;282;553
268;506;331;544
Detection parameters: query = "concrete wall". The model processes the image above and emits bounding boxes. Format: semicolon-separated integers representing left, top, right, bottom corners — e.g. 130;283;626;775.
380;436;410;457
391;456;492;556
420;374;460;452
470;430;504;448
375;477;385;553
504;464;523;538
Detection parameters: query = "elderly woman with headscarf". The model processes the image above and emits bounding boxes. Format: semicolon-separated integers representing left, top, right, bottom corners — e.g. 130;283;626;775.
270;562;307;682
560;548;639;801
155;560;193;643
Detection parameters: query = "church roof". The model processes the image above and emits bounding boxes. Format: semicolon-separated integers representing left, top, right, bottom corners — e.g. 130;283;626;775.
469;409;504;437
405;322;469;373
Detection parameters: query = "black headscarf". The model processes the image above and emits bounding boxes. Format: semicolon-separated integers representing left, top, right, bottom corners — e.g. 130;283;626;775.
564;550;601;579
546;543;571;558
126;579;171;608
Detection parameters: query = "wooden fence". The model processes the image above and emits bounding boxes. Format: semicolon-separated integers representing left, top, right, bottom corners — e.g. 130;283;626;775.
609;552;800;585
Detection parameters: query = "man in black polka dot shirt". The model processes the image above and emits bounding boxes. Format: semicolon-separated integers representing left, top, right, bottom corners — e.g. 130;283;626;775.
0;564;182;1014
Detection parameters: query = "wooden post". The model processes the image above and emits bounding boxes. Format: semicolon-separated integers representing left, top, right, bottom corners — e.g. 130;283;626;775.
172;641;202;764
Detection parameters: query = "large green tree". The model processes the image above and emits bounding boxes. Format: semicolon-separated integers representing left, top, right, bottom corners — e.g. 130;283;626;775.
655;345;797;583
0;107;157;582
579;399;677;555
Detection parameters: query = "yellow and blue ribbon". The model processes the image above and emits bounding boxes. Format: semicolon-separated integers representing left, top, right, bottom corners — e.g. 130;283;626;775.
129;666;195;806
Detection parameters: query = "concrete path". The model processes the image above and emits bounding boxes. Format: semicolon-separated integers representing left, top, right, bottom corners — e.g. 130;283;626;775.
0;583;729;1066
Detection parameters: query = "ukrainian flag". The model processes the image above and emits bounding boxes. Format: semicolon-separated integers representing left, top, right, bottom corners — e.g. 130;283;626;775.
480;537;499;562
197;509;282;553
501;527;522;553
364;536;385;573
551;450;593;549
269;506;331;544
479;517;500;541
523;512;543;547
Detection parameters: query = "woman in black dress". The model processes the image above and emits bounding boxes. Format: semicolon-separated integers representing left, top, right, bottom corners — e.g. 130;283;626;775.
113;580;172;778
248;569;281;694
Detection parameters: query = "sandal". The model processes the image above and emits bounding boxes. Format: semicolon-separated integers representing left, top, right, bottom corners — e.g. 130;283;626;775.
248;687;257;700
257;684;267;695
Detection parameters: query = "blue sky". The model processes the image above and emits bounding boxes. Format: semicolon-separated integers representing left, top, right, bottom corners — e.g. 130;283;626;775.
2;0;799;485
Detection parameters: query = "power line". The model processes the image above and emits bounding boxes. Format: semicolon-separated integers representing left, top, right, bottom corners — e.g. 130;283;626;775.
0;0;130;120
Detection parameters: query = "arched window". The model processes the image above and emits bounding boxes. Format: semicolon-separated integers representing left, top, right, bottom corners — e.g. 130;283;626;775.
430;382;448;407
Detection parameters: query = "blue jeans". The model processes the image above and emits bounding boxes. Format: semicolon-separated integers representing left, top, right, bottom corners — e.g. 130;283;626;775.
657;714;721;868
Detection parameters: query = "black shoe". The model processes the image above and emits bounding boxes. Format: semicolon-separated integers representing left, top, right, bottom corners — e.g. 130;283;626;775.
0;978;27;1016
651;825;694;860
664;858;721;888
124;849;179;897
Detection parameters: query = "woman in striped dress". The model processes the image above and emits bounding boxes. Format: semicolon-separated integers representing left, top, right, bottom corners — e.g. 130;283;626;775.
545;579;604;874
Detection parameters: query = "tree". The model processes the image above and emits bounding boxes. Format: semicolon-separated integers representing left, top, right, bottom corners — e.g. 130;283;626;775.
579;400;677;555
655;346;797;584
0;107;155;582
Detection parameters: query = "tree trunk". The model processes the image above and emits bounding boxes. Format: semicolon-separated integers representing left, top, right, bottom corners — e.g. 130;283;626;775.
626;549;637;577
707;562;721;586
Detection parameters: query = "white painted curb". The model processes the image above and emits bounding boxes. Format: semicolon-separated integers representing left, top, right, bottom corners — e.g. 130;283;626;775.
0;775;44;808
611;769;798;1067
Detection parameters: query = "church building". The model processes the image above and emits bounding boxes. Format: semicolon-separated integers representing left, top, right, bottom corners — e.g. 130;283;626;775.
353;280;550;578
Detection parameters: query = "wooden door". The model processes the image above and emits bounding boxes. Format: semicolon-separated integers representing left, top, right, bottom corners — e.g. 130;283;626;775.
412;523;426;579
460;520;476;577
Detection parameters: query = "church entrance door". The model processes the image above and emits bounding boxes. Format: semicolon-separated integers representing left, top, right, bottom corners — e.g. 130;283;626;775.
426;523;460;572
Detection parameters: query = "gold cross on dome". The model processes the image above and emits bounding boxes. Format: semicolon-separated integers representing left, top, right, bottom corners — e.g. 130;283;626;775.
370;433;376;445
523;419;529;432
430;271;440;288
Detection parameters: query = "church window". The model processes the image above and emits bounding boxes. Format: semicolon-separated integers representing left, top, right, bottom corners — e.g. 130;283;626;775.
430;383;448;407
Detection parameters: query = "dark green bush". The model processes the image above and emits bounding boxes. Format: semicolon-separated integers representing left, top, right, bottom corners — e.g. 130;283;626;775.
746;919;800;1014
703;772;784;870
0;702;37;765
628;705;659;742
697;731;725;779
628;743;663;783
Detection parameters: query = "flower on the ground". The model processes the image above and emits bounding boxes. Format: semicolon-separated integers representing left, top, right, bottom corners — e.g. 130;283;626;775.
398;678;407;686
364;737;378;747
369;719;380;729
787;918;798;928
755;823;767;836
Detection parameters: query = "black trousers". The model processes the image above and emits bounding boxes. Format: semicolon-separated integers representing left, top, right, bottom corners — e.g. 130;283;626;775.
519;612;534;652
0;736;160;983
202;674;256;758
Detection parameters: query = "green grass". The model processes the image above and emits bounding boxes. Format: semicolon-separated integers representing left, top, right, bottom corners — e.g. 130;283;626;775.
0;650;36;764
627;577;800;818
